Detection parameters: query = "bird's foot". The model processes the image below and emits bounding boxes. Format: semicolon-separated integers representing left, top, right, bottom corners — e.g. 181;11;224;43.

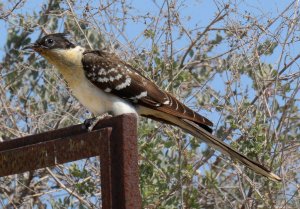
84;113;113;132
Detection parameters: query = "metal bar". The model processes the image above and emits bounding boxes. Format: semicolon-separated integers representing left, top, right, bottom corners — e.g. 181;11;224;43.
99;126;112;209
0;128;111;177
97;114;142;209
0;124;86;152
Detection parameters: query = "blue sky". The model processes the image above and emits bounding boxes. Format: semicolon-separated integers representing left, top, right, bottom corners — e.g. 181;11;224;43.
0;0;294;56
0;0;298;125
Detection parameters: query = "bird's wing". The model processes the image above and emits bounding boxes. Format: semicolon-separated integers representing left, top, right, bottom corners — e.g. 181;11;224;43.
82;50;213;132
81;50;281;181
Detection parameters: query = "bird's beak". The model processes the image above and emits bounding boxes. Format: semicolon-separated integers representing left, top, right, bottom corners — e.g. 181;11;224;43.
22;43;39;51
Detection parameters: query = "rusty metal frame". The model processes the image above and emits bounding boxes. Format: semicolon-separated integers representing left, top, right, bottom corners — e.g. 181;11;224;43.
0;113;141;209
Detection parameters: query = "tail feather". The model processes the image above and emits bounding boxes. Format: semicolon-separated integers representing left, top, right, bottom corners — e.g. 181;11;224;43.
181;119;281;181
138;106;281;182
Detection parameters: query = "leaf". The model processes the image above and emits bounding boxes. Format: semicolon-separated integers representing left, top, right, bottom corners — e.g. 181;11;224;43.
189;49;194;58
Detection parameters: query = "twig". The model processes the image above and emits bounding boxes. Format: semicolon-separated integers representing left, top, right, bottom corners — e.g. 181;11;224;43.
178;5;229;69
46;168;93;208
65;0;92;49
0;0;23;19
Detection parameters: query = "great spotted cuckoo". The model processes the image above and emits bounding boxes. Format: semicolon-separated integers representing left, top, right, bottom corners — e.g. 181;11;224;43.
24;33;281;181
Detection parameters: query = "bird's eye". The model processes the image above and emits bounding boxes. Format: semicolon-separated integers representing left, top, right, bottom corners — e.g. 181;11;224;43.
45;38;54;47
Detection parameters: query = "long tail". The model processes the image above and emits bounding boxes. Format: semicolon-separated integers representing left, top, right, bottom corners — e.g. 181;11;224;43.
138;106;281;182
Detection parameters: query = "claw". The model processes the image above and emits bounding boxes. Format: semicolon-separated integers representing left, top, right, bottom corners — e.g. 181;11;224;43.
83;113;113;131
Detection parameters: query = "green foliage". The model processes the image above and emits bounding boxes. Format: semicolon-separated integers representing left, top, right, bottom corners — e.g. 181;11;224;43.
144;29;155;39
257;39;278;56
69;164;95;195
0;0;299;208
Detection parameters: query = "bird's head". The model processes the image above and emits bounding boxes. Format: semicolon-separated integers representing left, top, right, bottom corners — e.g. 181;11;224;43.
24;33;75;54
24;33;83;68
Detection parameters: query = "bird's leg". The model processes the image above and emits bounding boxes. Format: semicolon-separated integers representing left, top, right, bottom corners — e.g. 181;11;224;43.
83;112;113;132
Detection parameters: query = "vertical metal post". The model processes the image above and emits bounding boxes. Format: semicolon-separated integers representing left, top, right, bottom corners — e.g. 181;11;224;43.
98;114;141;209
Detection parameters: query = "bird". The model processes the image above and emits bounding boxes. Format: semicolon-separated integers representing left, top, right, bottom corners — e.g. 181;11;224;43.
24;33;281;182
